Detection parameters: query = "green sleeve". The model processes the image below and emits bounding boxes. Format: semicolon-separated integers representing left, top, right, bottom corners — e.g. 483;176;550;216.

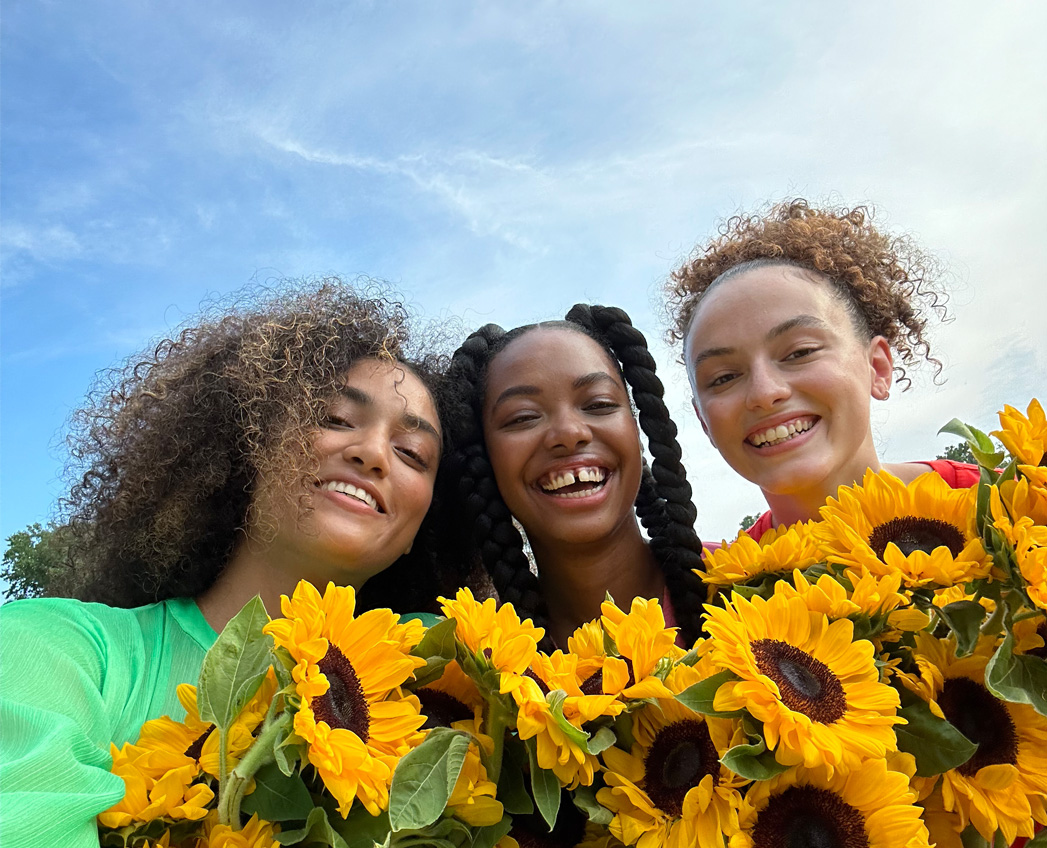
400;611;440;627
0;597;213;848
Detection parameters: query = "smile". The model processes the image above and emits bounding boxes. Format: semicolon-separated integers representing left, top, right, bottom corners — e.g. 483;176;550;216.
318;480;383;513
747;417;816;449
538;466;608;499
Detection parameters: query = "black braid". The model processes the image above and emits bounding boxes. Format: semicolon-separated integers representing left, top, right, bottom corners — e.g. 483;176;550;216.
444;325;554;647
564;305;707;646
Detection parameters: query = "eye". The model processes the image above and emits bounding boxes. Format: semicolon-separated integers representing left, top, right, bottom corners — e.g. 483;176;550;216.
708;372;738;388
785;346;820;361
323;413;354;429
502;410;540;428
395;445;430;471
583;399;621;414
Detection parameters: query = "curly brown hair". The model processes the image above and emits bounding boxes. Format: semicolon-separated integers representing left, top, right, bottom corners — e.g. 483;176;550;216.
666;199;949;387
54;278;459;612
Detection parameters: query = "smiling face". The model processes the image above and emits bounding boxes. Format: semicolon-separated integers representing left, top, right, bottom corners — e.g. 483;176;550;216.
482;327;643;553
684;265;893;515
262;357;442;589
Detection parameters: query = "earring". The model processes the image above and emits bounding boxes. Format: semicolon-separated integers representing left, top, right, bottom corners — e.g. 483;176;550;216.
882;390;890;401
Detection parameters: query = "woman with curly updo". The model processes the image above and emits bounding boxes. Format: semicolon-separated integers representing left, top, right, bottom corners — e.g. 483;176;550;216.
0;280;460;848
444;304;706;649
667;199;972;536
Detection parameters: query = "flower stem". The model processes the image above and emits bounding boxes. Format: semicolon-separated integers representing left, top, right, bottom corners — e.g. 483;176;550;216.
217;713;290;828
216;726;230;823
485;699;511;785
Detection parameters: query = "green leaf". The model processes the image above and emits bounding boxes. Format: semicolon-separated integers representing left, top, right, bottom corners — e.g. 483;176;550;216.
496;736;533;816
274;729;306;778
275;805;350;848
471;813;514;848
332;803;391;848
937;600;987;658
197;596;273;730
525;735;561;831
674;669;744;717
985;631;1047;716
895;699;977;776
239;760;313;822
409;617;458;688
972;448;1005;470
585;725;617;756
959;824;992;848
571;785;613;825
388;727;470;831
613;711;635;751
939;418;978;444
546;689;590;749
720;738;788;781
1026;823;1047;846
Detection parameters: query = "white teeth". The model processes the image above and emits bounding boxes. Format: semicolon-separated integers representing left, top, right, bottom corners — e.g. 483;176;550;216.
749;419;814;448
321;480;380;511
540;466;607;492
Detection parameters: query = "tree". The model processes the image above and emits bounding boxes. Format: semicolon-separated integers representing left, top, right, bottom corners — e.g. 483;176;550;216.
739;513;761;531
937;441;976;464
1;523;70;601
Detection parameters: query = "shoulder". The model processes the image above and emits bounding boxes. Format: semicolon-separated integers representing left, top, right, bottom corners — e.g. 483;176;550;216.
913;458;982;488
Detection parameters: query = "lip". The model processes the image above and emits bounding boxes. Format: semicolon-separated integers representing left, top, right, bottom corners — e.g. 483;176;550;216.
744;415;820;456
532;456;614;503
315;474;387;514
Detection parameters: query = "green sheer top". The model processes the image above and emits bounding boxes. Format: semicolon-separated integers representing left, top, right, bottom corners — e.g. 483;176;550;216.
0;596;437;848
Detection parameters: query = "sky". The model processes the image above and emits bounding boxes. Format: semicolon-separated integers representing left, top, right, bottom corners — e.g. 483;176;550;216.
3;1;1046;570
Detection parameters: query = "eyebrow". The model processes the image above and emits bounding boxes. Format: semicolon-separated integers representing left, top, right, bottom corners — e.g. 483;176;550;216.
490;371;618;410
690;314;830;367
338;386;441;441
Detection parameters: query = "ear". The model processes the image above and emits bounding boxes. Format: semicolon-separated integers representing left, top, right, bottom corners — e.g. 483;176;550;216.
868;336;894;400
692;397;714;445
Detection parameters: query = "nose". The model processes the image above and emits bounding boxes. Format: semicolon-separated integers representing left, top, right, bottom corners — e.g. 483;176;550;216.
342;427;391;477
544;408;593;452
745;360;791;411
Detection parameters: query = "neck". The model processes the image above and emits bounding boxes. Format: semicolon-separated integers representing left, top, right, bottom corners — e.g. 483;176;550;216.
532;519;663;648
762;451;884;527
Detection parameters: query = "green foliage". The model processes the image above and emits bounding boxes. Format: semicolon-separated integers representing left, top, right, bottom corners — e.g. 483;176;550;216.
388;727;470;831
895;697;977;777
935;600;987;658
524;736;560;831
937;441;977;464
985;630;1047;717
674;670;745;718
240;761;313;822
739;513;761;531
196;596;274;731
2;522;71;600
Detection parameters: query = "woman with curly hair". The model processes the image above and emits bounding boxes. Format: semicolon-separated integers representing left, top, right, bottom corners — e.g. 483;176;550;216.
0;280;460;847
444;304;707;650
666;198;971;536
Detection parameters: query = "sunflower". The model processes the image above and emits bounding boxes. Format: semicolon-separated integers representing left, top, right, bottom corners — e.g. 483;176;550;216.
596;664;746;848
702;521;821;588
701;587;902;774
598;596;682;699
731;759;931;848
263;580;427;817
817;468;992;588
993;398;1047;488
1014;614;1047;658
199;812;279;847
902;632;1047;844
439;587;544;676
98;744;213;828
505;647;626;788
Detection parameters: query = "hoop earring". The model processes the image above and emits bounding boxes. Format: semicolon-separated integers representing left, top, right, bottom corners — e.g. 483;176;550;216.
882;390;890;401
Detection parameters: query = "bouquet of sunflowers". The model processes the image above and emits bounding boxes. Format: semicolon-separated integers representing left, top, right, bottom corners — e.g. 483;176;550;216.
97;400;1047;848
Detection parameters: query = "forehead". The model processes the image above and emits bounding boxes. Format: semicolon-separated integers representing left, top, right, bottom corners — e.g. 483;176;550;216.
486;327;621;394
341;358;437;416
685;266;850;354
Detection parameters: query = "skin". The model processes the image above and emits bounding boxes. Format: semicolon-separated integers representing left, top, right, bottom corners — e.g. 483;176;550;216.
197;358;442;630
684;265;929;527
482;327;661;647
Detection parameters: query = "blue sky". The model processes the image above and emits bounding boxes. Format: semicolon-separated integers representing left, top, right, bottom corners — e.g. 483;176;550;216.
3;1;1046;565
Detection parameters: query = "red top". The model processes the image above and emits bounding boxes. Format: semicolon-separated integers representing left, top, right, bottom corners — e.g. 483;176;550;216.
742;459;981;539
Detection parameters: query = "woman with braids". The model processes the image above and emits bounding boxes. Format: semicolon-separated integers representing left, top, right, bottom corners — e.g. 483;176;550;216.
666;198;973;536
0;280;459;848
444;303;707;650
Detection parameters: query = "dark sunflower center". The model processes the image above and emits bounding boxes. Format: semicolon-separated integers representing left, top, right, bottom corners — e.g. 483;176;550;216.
416;688;473;730
1038;450;1047;468
937;677;1018;776
509;791;585;848
1028;620;1047;660
313;643;370;742
184;724;215;761
868;516;966;558
751;639;847;724
642;719;719;818
751;785;869;848
579;669;603;696
526;668;551;695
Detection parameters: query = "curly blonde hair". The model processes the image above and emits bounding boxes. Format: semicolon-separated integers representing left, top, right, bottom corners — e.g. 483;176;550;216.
666;199;949;386
56;278;456;610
